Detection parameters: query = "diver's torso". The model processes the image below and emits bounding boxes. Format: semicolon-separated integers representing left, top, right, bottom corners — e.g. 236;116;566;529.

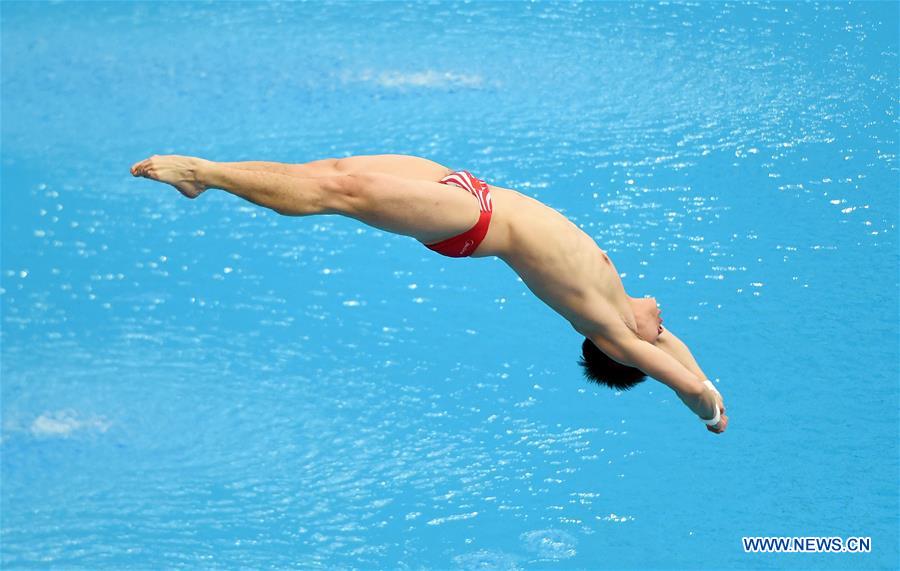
477;185;635;333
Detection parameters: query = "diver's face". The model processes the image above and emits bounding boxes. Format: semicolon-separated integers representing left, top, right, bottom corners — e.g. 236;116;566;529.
632;296;663;343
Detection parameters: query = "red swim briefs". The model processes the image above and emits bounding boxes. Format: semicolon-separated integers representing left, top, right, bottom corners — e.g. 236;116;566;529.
424;170;493;258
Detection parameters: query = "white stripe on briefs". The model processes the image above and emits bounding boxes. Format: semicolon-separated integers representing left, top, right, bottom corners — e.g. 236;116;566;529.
442;171;491;212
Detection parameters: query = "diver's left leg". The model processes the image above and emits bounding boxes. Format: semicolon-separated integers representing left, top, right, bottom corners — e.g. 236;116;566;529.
130;154;479;243
219;158;339;177
131;155;350;214
223;154;453;182
334;154;453;181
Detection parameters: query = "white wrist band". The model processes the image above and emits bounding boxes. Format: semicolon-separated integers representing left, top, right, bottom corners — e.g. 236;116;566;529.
702;404;721;426
703;380;720;395
701;380;721;426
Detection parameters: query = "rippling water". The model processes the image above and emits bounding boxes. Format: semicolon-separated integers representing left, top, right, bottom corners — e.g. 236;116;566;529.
2;2;898;569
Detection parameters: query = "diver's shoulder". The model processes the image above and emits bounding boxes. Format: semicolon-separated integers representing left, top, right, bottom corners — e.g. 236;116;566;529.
569;295;632;337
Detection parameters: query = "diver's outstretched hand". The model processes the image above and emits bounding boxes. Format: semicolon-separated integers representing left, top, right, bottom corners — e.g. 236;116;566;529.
706;414;729;434
703;382;727;434
706;394;728;434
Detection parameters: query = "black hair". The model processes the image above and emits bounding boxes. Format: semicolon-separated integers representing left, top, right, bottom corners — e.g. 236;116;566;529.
577;337;647;391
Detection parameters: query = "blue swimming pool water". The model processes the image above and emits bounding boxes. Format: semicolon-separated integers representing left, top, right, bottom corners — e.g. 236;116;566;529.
2;2;898;569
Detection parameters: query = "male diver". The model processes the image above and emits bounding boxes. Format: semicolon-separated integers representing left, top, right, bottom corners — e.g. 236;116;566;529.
130;153;729;434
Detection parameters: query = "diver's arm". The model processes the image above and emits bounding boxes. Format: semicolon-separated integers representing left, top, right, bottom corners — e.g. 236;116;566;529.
656;327;710;381
657;327;726;414
589;332;721;426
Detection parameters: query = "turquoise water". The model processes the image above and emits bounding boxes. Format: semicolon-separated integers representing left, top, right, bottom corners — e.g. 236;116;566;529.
2;1;898;569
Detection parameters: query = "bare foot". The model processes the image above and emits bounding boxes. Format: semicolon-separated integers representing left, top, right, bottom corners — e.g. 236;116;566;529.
130;154;211;199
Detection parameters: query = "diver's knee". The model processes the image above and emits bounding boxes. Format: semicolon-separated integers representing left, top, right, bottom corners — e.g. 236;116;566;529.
320;173;371;215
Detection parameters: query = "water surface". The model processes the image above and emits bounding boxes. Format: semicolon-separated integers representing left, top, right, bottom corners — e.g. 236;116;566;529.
2;2;898;569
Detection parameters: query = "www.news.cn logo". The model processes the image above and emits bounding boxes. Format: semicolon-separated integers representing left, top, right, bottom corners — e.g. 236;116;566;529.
742;536;871;553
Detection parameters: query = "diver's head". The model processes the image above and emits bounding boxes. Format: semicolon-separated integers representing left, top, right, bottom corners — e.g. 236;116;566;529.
576;294;663;390
628;295;664;343
577;337;647;391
